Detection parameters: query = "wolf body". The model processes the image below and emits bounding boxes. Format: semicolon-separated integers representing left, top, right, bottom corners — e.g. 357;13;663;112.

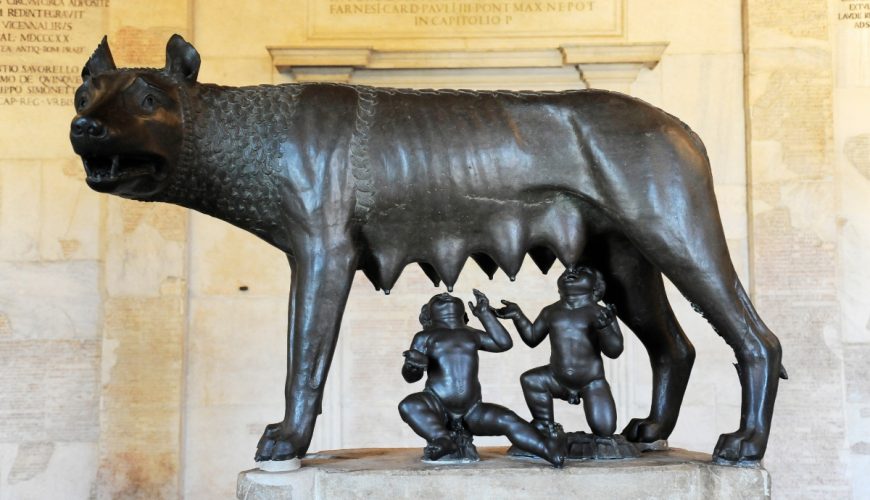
69;35;784;464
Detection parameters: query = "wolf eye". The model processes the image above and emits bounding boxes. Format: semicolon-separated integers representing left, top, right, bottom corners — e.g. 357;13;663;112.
141;94;156;111
76;95;88;111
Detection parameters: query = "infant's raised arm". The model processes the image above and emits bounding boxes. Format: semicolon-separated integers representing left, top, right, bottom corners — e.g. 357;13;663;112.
471;289;513;353
495;300;550;348
594;304;624;359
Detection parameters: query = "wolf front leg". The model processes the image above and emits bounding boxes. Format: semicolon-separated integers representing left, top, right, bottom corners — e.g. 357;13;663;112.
256;240;358;461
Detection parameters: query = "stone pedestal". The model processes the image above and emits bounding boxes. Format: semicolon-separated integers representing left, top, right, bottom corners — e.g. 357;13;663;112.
237;448;770;499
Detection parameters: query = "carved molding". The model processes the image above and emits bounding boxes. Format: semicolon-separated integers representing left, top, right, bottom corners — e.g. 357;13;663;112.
268;42;668;91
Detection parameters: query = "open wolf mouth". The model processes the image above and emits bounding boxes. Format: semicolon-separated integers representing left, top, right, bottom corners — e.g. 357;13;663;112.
82;154;163;185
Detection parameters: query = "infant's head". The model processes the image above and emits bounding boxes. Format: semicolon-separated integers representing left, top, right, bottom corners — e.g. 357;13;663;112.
557;267;605;301
419;293;468;328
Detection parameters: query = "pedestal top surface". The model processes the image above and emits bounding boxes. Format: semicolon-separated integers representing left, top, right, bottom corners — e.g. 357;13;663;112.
238;447;771;499
274;447;712;471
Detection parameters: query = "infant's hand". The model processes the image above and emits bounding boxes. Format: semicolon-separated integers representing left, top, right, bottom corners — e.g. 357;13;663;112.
594;303;617;329
403;349;427;369
495;300;521;319
469;289;491;316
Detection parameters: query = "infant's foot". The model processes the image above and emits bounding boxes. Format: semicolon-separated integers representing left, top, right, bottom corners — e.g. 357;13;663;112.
544;436;566;468
532;419;565;439
424;436;459;461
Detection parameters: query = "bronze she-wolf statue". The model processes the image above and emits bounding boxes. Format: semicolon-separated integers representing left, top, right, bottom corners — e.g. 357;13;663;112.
69;34;785;464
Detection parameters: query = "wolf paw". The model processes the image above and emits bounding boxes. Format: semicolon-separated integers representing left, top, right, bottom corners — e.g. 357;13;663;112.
622;417;666;443
713;430;766;465
255;422;307;462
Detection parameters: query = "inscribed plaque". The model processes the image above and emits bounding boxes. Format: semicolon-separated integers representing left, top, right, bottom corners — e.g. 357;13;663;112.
308;0;623;39
0;0;109;157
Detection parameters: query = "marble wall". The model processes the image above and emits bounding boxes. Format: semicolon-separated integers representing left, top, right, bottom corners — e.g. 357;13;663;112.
0;2;106;498
0;0;866;498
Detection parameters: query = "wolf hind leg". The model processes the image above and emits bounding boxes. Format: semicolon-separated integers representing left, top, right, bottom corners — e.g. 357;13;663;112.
620;197;782;463
591;237;695;444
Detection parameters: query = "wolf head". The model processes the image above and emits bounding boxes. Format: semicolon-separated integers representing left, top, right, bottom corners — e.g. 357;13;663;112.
70;34;200;199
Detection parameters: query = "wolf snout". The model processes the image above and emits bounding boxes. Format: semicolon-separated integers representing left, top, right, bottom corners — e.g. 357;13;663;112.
70;116;107;139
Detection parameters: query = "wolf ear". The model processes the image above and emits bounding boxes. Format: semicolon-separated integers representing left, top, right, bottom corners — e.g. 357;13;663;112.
82;36;116;81
165;34;200;83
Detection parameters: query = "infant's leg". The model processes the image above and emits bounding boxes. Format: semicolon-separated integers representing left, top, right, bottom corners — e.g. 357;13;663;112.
398;392;450;442
465;403;562;466
520;366;568;423
581;379;617;436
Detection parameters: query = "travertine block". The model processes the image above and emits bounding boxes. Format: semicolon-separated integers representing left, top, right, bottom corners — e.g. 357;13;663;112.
94;6;193;498
626;0;742;54
199;57;277;87
104;199;186;298
93;7;190;498
39;159;102;261
748;65;833;181
183;296;290;497
187;297;287;407
0;339;100;442
98;297;185;499
0;261;100;340
835;88;870;344
0;161;42;261
237;448;770;500
184;406;284;499
844;345;870;496
0;0;107;160
189;213;289;297
194;0;303;59
660;54;748;187
0;442;98;500
0;160;101;262
744;1;850;494
108;10;191;68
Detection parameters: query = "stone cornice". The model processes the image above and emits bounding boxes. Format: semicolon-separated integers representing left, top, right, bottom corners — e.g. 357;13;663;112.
267;42;668;91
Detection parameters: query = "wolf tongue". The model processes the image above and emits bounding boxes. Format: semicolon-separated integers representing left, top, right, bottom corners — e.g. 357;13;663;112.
110;155;120;178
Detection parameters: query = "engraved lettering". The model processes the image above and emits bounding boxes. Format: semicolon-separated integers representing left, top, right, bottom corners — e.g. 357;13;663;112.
311;0;620;39
0;0;107;106
838;0;870;29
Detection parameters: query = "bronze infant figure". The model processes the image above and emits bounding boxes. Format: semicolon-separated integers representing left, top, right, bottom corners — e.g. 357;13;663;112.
69;34;785;465
498;267;623;438
399;290;564;467
499;267;641;460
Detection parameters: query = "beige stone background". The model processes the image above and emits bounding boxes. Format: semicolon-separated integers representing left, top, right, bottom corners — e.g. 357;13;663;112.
0;0;867;498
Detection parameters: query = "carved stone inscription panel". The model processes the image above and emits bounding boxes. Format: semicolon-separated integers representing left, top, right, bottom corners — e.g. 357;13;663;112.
837;0;870;29
0;0;109;157
308;0;623;39
0;0;108;108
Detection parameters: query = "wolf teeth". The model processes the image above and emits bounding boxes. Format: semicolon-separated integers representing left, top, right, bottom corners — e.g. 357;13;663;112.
82;158;93;177
110;155;120;178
